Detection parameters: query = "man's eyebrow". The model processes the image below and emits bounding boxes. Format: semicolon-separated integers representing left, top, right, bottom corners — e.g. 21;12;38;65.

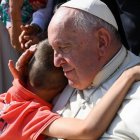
53;40;74;47
62;41;74;45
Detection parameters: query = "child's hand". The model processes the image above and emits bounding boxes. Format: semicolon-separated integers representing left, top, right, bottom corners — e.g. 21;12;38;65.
123;65;140;83
8;46;37;82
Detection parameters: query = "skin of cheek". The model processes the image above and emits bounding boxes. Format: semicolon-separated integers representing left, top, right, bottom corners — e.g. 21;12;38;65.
62;40;100;90
50;38;100;89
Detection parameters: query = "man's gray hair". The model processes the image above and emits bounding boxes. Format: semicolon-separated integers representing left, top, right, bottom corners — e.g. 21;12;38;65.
72;10;120;41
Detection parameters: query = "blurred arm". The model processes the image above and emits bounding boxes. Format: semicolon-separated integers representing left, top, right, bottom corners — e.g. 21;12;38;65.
8;0;24;52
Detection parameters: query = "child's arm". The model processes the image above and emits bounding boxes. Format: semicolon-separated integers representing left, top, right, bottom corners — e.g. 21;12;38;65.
43;66;140;139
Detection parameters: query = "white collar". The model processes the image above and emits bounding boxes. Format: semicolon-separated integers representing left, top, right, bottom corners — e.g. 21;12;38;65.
91;46;127;88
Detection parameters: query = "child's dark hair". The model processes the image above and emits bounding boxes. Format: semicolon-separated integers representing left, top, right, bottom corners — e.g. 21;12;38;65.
28;39;67;92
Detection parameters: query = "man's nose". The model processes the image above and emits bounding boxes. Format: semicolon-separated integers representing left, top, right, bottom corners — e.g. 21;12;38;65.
54;51;64;67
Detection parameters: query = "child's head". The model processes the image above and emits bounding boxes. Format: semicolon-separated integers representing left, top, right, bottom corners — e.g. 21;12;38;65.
27;39;68;99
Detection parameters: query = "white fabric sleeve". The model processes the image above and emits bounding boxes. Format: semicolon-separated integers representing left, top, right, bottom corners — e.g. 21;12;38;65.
119;81;140;138
31;0;54;31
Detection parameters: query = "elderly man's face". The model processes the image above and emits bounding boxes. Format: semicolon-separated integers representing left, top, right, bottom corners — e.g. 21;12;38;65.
48;8;102;90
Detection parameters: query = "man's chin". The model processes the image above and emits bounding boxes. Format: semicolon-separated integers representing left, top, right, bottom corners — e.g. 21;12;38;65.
68;80;83;90
68;80;77;88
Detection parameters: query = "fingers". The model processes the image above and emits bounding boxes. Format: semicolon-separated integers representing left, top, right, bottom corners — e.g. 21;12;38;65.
20;35;32;49
19;25;39;49
16;46;37;71
20;24;32;32
12;46;37;83
124;65;140;82
19;30;26;49
20;34;39;49
8;46;37;84
26;40;33;48
24;36;40;48
19;33;32;49
8;60;19;79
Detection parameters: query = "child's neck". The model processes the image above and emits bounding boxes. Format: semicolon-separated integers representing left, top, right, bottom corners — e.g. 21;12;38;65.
27;83;60;103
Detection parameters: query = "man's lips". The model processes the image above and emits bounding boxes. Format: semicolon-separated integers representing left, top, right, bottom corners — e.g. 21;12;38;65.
63;69;74;77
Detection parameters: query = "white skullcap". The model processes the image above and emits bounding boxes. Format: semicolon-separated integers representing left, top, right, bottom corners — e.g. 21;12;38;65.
61;0;118;30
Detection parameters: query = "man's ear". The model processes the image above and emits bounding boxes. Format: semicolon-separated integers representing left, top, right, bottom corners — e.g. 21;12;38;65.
96;28;111;57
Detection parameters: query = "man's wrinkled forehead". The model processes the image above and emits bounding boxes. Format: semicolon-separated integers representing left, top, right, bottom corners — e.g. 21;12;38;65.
52;7;76;23
48;7;75;33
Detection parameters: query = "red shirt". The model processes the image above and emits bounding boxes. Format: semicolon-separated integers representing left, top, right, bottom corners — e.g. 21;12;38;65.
0;79;60;140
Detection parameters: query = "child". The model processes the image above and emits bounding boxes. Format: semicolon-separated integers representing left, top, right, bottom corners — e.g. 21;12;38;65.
1;39;140;140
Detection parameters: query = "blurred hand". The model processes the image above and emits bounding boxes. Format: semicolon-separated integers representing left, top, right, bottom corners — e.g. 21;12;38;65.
19;24;41;50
